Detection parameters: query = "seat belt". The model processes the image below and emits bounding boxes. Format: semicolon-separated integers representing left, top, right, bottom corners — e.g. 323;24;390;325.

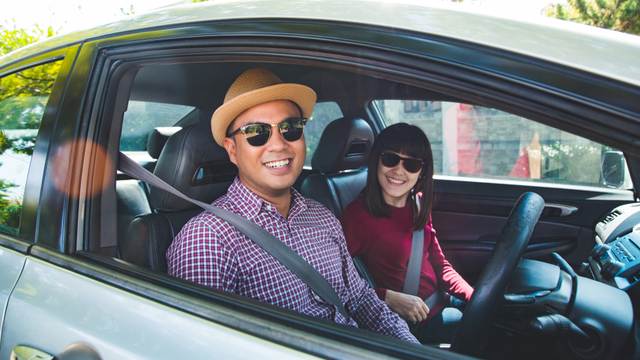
402;229;424;296
117;152;348;318
402;228;447;310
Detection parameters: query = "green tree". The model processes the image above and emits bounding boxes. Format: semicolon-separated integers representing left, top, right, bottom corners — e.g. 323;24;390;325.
0;23;58;233
0;22;56;56
546;0;640;35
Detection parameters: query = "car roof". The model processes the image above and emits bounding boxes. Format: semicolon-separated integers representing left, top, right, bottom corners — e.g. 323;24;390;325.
3;0;640;87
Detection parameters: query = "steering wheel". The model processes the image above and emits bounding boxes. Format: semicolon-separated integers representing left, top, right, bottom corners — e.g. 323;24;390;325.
452;192;545;356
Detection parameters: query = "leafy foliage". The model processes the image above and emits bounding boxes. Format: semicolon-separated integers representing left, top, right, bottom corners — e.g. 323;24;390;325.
546;0;640;34
0;24;59;234
0;22;56;56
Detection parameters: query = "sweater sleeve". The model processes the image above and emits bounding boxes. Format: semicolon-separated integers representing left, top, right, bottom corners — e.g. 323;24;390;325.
427;222;474;301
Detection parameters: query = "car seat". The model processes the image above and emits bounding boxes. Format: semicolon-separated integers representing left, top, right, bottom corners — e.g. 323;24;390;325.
119;121;236;271
300;117;374;217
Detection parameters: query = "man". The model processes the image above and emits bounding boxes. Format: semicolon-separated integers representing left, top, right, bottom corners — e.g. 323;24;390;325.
166;68;418;343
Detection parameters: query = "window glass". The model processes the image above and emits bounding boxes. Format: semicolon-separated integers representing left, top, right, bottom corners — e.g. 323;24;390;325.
120;100;194;152
0;60;62;235
374;100;630;189
304;101;343;167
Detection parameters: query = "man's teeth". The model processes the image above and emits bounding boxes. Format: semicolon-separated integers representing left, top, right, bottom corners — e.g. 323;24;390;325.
387;177;405;184
265;159;290;168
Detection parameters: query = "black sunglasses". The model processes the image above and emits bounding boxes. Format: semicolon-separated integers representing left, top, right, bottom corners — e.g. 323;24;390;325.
380;152;424;173
227;117;308;147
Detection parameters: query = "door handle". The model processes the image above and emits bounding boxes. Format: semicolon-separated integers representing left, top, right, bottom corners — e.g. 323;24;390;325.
10;345;53;360
544;203;578;217
11;343;101;360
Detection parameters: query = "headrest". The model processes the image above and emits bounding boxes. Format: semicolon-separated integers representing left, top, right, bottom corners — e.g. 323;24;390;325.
147;127;182;159
311;118;374;173
150;121;237;211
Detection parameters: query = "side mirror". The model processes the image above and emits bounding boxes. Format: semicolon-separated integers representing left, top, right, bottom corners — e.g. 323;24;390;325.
601;151;625;188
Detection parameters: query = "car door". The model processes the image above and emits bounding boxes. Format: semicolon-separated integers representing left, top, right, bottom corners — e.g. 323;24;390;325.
371;99;636;283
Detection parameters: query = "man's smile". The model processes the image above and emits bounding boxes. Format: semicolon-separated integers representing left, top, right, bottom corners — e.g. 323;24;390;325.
263;158;292;169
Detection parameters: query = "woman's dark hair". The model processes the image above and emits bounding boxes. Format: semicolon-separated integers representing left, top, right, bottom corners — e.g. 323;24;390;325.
364;123;434;230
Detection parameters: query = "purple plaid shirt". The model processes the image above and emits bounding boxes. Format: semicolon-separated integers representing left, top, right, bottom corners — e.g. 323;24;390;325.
166;177;417;343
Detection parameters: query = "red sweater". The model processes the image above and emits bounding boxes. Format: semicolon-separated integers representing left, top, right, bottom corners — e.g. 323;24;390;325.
341;197;473;316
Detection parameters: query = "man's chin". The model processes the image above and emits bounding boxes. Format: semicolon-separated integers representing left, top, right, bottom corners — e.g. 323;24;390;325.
265;178;297;193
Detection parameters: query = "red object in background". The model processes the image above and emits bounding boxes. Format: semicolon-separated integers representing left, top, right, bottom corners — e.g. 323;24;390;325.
509;147;530;178
456;104;482;175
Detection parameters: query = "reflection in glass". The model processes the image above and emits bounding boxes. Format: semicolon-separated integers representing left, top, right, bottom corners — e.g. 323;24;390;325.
0;60;62;235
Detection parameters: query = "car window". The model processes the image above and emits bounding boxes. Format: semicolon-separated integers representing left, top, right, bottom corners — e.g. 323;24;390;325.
374;100;630;189
0;60;62;235
304;101;343;167
120;100;194;152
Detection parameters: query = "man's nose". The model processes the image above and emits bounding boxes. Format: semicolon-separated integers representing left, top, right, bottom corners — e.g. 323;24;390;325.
265;126;288;150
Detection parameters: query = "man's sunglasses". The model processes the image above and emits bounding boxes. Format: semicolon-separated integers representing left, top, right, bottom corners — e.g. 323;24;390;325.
227;117;308;147
380;152;424;173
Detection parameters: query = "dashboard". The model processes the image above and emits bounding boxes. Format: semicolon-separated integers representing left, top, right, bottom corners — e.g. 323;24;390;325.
499;201;639;359
586;202;640;290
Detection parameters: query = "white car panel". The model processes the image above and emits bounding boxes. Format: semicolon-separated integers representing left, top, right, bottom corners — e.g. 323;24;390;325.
0;247;26;342
0;257;318;360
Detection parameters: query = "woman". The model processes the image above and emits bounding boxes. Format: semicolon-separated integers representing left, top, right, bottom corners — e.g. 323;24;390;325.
341;123;473;343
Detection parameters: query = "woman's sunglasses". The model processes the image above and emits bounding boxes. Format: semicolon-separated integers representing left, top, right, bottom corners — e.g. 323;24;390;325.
227;117;308;147
380;152;424;173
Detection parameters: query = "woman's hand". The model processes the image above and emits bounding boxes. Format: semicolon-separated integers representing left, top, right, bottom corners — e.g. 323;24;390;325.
384;289;430;324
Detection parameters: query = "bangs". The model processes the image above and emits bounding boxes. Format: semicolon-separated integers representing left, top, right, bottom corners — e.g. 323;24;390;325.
378;125;429;159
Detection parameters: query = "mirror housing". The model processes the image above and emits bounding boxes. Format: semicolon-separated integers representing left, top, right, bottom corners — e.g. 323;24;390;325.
601;151;626;188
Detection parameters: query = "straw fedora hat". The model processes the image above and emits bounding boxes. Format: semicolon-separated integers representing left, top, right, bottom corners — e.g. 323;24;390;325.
211;68;317;146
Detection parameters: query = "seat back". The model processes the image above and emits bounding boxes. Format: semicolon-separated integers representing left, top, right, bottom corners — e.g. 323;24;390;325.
115;127;180;253
120;121;236;271
301;117;374;217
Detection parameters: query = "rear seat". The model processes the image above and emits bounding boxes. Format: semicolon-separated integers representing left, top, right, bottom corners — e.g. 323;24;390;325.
116;126;181;253
301;117;374;217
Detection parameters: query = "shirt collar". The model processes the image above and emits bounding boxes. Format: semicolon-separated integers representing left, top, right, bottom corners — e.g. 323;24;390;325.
226;177;307;220
288;187;307;220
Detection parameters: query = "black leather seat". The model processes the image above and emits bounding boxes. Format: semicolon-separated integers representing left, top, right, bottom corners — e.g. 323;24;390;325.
144;126;182;172
115;126;182;253
301;117;374;217
120;121;236;271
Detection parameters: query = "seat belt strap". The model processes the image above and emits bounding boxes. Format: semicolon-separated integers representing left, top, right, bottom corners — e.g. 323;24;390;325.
402;227;449;310
117;152;348;318
402;228;424;296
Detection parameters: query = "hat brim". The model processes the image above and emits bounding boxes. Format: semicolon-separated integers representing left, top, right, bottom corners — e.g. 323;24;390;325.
211;83;317;146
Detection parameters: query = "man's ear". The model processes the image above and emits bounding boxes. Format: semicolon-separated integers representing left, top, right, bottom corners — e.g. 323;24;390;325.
223;137;238;165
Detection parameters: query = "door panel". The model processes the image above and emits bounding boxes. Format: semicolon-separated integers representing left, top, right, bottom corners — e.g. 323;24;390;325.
0;258;316;360
433;178;634;283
